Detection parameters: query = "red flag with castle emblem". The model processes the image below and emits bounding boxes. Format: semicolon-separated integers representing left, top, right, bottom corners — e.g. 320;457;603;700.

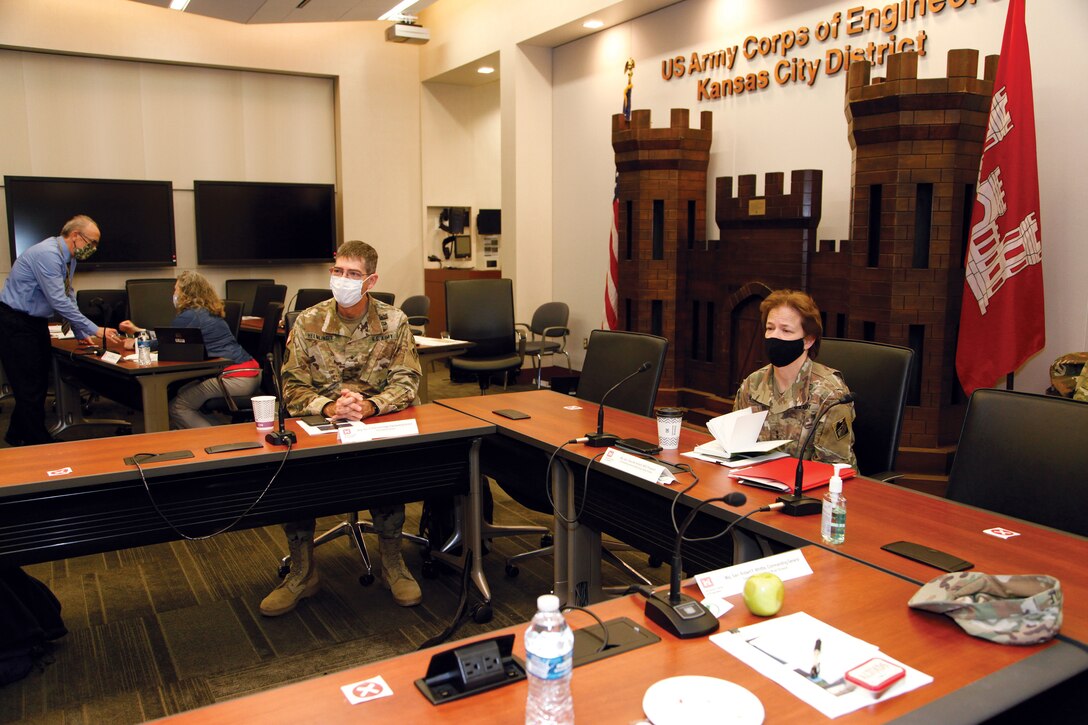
956;0;1044;396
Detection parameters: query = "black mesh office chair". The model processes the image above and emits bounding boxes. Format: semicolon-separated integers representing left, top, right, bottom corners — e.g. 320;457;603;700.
225;279;275;316
203;302;282;422
501;330;669;585
517;302;572;389
125;279;177;330
283;310;302;336
294;287;332;311
76;289;127;329
946;388;1088;537
251;284;287;321
370;291;396;306
445;279;525;393
222;300;244;338
400;294;430;335
817;338;914;479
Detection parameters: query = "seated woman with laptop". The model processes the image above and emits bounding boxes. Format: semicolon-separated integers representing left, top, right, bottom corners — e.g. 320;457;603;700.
119;271;261;428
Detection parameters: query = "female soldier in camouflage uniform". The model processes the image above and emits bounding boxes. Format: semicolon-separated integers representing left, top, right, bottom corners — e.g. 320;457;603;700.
733;289;857;469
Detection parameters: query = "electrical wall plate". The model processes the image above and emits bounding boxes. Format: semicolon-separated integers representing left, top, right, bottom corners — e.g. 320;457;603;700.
415;634;525;705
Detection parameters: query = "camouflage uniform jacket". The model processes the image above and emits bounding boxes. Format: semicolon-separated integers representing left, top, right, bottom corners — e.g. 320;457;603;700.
733;358;857;469
282;296;421;417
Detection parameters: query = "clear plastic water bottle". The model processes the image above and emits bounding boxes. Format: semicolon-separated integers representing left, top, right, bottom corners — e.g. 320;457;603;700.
524;594;574;725
136;331;152;367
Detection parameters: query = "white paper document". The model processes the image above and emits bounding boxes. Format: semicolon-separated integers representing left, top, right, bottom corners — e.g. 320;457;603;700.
711;612;933;719
414;335;470;347
698;407;791;459
695;549;814;599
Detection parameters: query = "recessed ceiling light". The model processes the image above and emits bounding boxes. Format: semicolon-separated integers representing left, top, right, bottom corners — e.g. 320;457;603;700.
477;66;495;75
168;0;191;10
583;20;604;29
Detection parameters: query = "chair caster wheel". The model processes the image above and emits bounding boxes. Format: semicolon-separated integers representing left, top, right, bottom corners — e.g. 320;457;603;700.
421;560;439;579
505;564;519;578
277;563;289;578
471;603;493;624
359;573;375;586
648;555;663;568
540;532;553;547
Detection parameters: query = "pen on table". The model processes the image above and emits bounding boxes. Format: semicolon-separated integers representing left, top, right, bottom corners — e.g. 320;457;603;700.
810;638;822;679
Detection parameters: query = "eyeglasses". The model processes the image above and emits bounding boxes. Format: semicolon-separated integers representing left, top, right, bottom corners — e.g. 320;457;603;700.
329;267;369;281
77;231;100;248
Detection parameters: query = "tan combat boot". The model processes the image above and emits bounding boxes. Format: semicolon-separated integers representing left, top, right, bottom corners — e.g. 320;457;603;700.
260;532;320;616
378;536;422;607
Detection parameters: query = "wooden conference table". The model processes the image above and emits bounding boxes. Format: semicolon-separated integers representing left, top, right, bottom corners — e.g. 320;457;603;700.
50;337;226;434
239;316;472;403
158;546;1086;724
0;404;495;610
439;390;1088;647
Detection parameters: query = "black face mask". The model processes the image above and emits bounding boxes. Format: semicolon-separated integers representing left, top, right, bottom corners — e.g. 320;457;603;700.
765;336;807;368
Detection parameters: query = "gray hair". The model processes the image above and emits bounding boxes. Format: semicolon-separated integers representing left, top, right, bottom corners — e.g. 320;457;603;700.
61;215;99;237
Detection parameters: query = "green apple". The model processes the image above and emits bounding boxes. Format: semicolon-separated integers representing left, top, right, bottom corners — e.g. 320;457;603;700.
743;572;785;616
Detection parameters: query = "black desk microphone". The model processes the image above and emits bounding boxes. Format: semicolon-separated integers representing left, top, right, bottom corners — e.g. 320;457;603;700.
776;393;855;516
578;361;652;447
643;491;749;638
264;351;296;446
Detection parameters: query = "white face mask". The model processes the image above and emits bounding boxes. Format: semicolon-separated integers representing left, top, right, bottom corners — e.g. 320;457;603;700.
330;275;366;307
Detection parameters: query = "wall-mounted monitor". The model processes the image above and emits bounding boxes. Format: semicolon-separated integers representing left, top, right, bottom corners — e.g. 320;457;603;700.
477;208;501;235
194;180;336;265
4;176;177;270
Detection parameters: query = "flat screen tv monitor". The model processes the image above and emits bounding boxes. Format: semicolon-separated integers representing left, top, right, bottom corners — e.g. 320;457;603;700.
4;176;177;270
194;180;336;265
477;208;501;235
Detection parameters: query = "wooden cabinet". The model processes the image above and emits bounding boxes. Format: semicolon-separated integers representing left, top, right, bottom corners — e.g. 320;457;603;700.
424;268;502;336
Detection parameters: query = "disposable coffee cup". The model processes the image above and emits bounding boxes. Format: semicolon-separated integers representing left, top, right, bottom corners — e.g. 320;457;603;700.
252;395;277;431
655;407;684;451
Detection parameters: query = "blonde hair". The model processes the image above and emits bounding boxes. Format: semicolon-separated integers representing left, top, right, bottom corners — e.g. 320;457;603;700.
175;271;225;318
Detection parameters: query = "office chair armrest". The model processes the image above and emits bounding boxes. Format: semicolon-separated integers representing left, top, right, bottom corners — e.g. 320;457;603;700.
407;315;430;326
514;322;534;339
868;470;904;483
540;325;570;339
516;329;527;357
215;375;239;413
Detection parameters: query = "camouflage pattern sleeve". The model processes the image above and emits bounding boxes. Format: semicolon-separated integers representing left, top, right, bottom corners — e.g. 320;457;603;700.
367;315;421;414
808;364;857;469
1074;365;1088;402
281;309;334;417
733;375;752;411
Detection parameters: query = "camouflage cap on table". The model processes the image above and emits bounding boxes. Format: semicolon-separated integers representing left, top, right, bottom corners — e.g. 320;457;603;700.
907;572;1062;645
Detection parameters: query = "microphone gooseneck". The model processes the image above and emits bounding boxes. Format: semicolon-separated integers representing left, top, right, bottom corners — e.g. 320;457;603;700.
669;492;747;605
777;392;855;516
584;361;652;447
264;350;296;446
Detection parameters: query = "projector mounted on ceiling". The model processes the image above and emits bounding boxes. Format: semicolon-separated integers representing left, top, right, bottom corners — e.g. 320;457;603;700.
385;22;430;44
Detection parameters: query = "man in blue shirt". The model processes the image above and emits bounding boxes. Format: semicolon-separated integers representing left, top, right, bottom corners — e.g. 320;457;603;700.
0;215;122;446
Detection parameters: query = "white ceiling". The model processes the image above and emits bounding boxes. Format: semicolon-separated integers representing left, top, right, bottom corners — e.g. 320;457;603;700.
128;0;439;24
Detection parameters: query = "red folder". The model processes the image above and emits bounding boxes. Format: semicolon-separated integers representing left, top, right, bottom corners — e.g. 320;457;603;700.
728;457;855;492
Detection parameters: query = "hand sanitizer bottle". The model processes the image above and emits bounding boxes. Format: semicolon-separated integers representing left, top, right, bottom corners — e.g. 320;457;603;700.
821;463;849;544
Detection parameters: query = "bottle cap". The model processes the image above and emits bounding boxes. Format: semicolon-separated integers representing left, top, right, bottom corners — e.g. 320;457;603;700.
537;594;560;612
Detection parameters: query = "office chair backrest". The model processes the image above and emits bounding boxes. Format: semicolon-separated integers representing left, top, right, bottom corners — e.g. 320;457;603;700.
294;287;332;310
251;284;287;320
370;291;396;306
530;302;570;338
400;294;430;319
125;279;177;330
76;289;127;329
817;338;914;476
445;279;516;358
225;278;275;316
284;310;302;337
222;299;243;338
577;330;668;417
946;388;1088;537
257;301;284;395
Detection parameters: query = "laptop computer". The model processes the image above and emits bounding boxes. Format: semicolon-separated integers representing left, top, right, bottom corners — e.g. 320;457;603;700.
154;327;207;362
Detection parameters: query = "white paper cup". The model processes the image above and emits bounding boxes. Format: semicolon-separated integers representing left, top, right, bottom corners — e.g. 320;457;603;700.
656;407;684;451
252;395;277;431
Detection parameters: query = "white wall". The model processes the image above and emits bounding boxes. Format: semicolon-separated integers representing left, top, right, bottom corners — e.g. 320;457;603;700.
547;0;1088;391
0;0;424;302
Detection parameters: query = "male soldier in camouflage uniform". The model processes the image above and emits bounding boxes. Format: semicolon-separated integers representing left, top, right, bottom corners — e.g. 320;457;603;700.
260;240;423;617
733;290;857;469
